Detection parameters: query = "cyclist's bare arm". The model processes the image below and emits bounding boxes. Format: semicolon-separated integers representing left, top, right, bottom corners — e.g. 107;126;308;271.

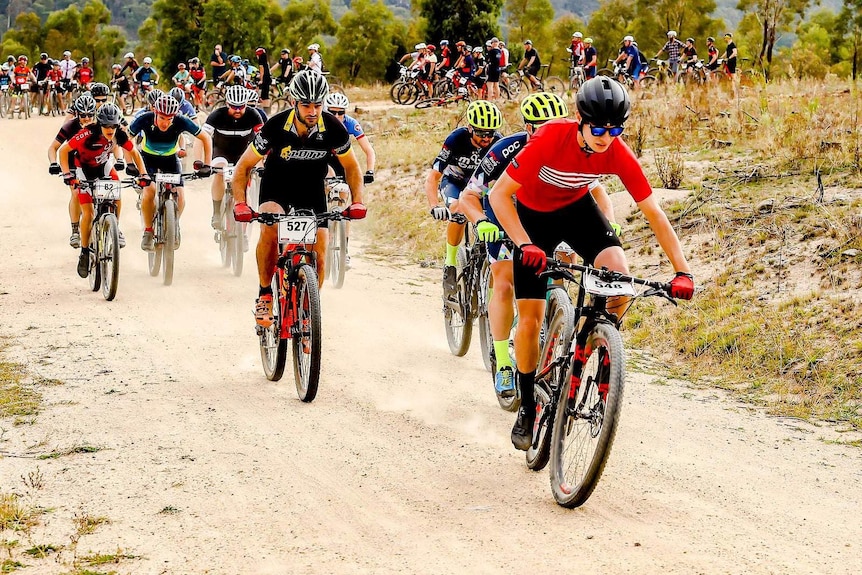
57;141;73;174
123;146;148;175
356;136;376;172
231;146;260;204
636;194;692;273
457;185;487;224
488;172;530;246
194;130;213;165
48;140;61;164
589;182;616;223
424;169;443;208
336;148;364;204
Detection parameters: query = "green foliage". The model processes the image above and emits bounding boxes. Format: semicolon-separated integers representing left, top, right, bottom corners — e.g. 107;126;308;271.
547;14;586;72
136;0;203;73
507;0;555;55
333;0;401;80
199;0;274;62
418;0;502;46
736;0;813;77
274;0;338;56
586;0;637;64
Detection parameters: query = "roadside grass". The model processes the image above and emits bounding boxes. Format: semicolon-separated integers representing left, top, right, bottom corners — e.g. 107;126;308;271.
0;340;40;422
364;77;862;430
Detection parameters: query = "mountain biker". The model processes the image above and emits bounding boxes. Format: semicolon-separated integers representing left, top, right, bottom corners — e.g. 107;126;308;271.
471;47;486;96
614;36;640;87
33;53;52;113
437;40;451;72
485;38;502;101
457;92;618;398
705;37;720;76
169;86;197;120
230;70;367;327
307;44;324;72
110;64;132;113
424;100;503;298
487;77;695;450
48;93;97;248
271;49;294;87
187;57;206;108
75;57;94;89
89;82;111;109
58;104;148;276
133;57;159;92
255;47;272;111
246;89;267;122
682;38;698;70
202;85;263;248
568;32;585;65
129;93;213;251
518;40;541;89
656;30;685;77
58;50;76;111
220;55;246;86
323;91;377;264
583;38;598;78
172;62;190;91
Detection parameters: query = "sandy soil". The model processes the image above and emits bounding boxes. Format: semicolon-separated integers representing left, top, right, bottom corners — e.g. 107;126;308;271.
1;117;862;574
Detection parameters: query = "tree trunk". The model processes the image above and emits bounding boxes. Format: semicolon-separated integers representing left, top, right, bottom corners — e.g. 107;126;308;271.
759;18;769;71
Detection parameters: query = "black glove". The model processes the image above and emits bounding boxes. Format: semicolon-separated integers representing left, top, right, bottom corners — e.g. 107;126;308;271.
196;164;212;178
363;170;374;184
49;162;61;176
114;159;126;171
62;173;78;187
126;164;140;177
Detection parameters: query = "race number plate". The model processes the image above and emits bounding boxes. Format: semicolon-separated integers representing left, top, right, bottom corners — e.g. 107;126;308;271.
20;83;29;90
155;172;182;185
278;216;317;244
93;180;120;200
0;85;8;91
583;271;637;297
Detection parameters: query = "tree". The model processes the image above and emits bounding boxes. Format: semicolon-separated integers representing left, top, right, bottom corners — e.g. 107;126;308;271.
634;0;725;55
80;0;111;62
274;0;337;55
586;0;637;65
842;0;862;79
200;0;273;61
506;0;554;55
736;0;812;80
136;0;203;73
2;10;41;54
417;0;502;46
332;0;399;80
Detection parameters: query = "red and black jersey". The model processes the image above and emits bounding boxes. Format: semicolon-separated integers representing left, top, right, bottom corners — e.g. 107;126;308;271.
67;126;133;168
77;66;94;84
503;119;652;212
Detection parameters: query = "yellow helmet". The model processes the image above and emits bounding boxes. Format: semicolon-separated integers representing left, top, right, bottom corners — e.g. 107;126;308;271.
520;92;568;123
466;100;503;131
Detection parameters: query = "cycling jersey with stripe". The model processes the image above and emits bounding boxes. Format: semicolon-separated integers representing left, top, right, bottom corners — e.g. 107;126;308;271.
129;111;201;156
202;106;263;161
67;126;133;168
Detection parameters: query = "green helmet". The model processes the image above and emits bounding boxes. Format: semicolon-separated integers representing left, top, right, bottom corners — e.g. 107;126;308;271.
466;100;502;131
520;92;568;123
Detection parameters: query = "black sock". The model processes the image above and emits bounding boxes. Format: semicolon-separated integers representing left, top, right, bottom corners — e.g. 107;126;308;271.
81;247;90;255
517;369;536;411
71;222;80;233
259;285;273;298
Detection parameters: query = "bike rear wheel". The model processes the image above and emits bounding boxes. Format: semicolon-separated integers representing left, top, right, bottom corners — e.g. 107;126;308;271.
261;273;287;381
549;322;625;508
543;76;567;98
444;246;472;356
292;264;322;402
526;298;575;471
414;98;436;109
100;213;120;301
477;258;493;372
218;203;231;268
162;199;177;286
328;219;347;289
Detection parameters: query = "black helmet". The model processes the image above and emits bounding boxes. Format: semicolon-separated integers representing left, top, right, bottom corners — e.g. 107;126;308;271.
96;103;122;127
576;77;630;127
289;69;329;103
90;82;109;98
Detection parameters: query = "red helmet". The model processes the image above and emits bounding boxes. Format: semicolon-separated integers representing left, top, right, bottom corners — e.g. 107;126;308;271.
293;56;304;65
427;44;436;51
255;47;266;57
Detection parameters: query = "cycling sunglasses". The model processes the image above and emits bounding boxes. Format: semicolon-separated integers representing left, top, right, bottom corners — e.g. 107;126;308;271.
78;113;94;119
473;129;496;139
590;125;625;137
228;103;246;110
94;98;108;103
329;109;346;116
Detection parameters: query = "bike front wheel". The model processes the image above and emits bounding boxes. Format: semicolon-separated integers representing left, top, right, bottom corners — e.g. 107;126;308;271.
162;199;177;286
99;213;120;301
543;76;567;98
549;322;625;508
444;246;472;356
477;258;493;373
292;264;322;402
87;228;101;292
261;273;287;381
328;219;347;289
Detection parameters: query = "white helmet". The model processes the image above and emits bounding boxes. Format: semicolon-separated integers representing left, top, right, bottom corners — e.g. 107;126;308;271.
124;52;134;59
623;35;634;42
307;43;320;51
63;50;71;57
414;43;427;50
667;30;677;38
573;32;583;38
473;46;483;54
323;92;350;112
224;85;251;107
143;56;152;64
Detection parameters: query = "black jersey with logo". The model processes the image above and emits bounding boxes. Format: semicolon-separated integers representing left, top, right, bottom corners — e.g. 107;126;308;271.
431;126;501;186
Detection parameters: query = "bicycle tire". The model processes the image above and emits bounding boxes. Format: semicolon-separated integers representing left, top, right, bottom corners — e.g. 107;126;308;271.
148;242;162;277
478;258;493;372
596;68;614;77
23;93;30;118
162;199;176;286
639;75;657;91
292;264;322;402
100;213;120;301
549;322;625;508
389;81;404;103
261;273;287;381
444;246;473;356
231;215;243;278
87;227;101;292
218;200;231;268
414;98;436;109
544;76;567;98
329;219;347;289
398;82;419;105
526;299;575;471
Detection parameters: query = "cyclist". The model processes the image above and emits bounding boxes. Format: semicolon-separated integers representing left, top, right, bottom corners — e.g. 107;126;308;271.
682;38;698;73
437;40;451;72
187;57;206;107
568;32;585;65
271;48;295;89
583;38;598;78
90;82;110;109
172;62;190;91
323;91;376;263
0;64;11;92
133;57;159;94
471;47;486;97
424;100;502;297
255;47;272;111
169;86;197;120
614;35;640;87
307;43;323;72
202;85;263;246
705;37;720;77
58;104;148;275
129;93;213;251
246;89;267;122
45;60;64;112
485;38;501;100
34;53;52;114
220;55;246;86
655;30;684;77
75;57;94;89
110;64;131;112
487;77;695;450
230;70;367;326
518;40;541;89
12;55;35;108
47;94;98;248
58;50;77;110
458;92;607;398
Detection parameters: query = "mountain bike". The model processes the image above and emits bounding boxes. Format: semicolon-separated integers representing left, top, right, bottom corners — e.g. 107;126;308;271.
415;83;470;108
77;178;136;301
517;61;567;97
212;164;244;276
567;60;586;92
525;259;678;508
597;62;657;91
253;209;357;401
0;84;10;117
323;177;349;288
143;167;205;286
10;82;31;119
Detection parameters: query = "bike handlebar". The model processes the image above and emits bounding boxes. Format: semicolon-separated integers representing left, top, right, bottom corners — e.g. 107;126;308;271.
541;259;674;298
251;209;358;226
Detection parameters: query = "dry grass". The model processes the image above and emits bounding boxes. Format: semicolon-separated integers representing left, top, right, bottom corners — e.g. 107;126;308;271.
0;341;40;421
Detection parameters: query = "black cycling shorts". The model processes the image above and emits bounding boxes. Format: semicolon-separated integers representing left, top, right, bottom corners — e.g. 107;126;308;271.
259;182;329;229
141;152;183;184
259;79;271;100
513;193;622;300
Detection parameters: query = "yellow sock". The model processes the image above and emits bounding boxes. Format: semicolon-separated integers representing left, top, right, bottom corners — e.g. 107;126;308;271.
494;340;512;369
445;243;458;266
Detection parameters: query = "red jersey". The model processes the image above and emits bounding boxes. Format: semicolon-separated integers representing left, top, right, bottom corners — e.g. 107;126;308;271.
77;66;94;84
504;119;652;212
13;65;30;84
190;68;205;81
47;69;63;82
67;126;133;168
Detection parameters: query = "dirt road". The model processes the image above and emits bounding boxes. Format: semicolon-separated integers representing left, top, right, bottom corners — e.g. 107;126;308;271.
2;117;861;574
